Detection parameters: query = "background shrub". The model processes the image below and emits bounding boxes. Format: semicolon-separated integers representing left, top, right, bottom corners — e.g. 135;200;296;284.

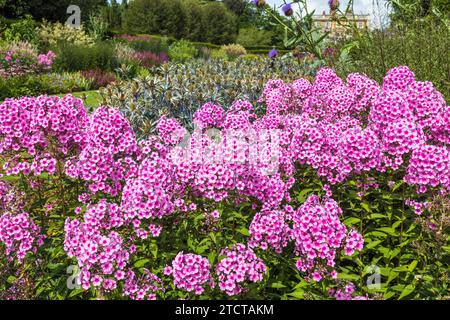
123;0;238;45
236;27;274;48
53;42;117;72
0;72;91;99
168;40;197;62
38;22;95;49
3;15;37;44
333;19;450;102
210;49;229;61
221;43;247;60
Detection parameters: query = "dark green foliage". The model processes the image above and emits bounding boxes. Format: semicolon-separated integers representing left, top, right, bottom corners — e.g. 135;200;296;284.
127;40;168;54
0;0;108;22
201;2;237;44
53;42;118;72
123;0;238;45
0;73;90;100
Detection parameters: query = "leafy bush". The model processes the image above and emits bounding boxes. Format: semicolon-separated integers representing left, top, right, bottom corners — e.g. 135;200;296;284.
333;19;450;102
3;16;37;44
168;40;197;62
221;43;247;60
201;2;237;44
85;11;109;42
237;27;274;48
210;49;229;60
54;42;118;72
38;22;95;49
0;72;92;99
101;57;307;137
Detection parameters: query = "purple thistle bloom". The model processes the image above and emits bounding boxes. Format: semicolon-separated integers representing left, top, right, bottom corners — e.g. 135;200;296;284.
268;48;278;59
329;0;340;10
282;3;294;16
252;0;266;8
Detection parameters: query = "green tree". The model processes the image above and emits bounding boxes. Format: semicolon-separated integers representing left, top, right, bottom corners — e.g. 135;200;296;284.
202;2;238;44
0;0;107;22
183;0;205;41
123;0;160;34
124;0;238;44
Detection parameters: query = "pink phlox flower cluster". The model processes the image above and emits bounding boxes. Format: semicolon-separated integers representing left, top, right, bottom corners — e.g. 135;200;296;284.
123;269;163;300
193;102;225;129
64;201;129;292
222;100;256;130
292;195;363;280
248;209;291;253
121;139;178;237
37;51;56;69
382;66;416;91
259;80;294;114
328;282;370;300
404;144;450;192
405;198;432;215
157;116;187;146
0;95;88;176
0;211;44;263
346;73;381;113
166;252;214;295
65;106;140;196
380;119;425;169
215;243;266;296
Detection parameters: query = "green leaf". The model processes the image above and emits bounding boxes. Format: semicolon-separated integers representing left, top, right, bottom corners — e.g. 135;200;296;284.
7;275;16;284
389;248;401;259
207;252;216;265
387;271;399;284
287;291;304;299
237;227;250;236
209;232;217;244
399;284;415;299
361;202;372;213
337;272;360;281
392;180;404;192
365;231;388;238
368;213;387;219
271;282;287;289
344;217;361;225
377;227;399;236
296;188;313;203
442;245;450;253
366;240;382;249
134;259;150;268
408;260;418;272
